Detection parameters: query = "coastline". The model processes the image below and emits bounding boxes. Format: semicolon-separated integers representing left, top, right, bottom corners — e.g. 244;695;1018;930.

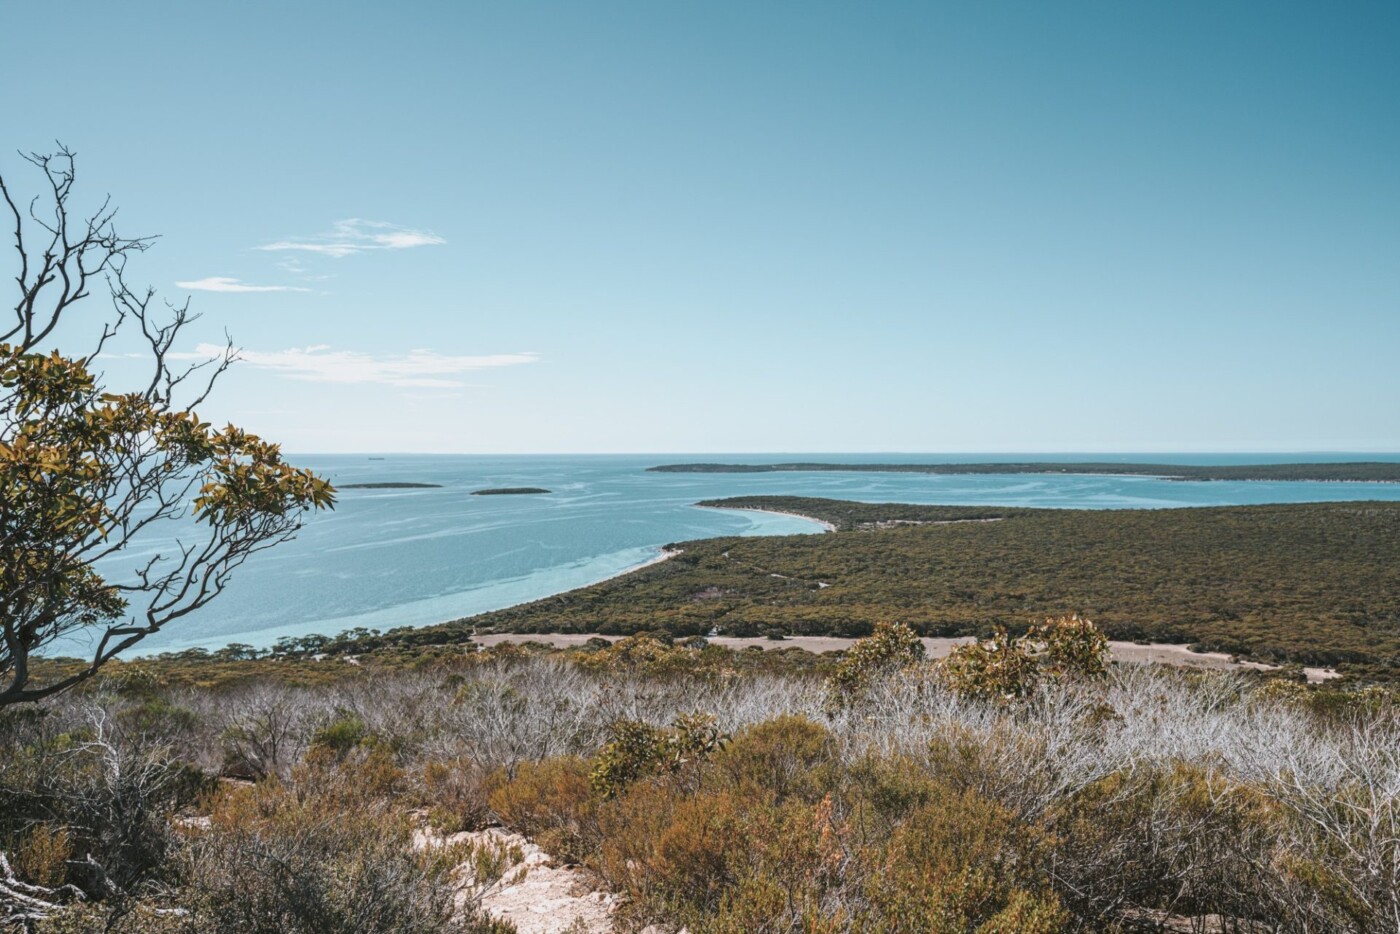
118;470;1400;660
695;503;838;533
651;463;1400;484
592;545;682;583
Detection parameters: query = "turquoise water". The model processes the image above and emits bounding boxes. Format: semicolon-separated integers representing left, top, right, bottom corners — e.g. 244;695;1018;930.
68;453;1400;656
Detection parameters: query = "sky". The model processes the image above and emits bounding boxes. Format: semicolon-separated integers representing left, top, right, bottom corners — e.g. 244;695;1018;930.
3;1;1397;453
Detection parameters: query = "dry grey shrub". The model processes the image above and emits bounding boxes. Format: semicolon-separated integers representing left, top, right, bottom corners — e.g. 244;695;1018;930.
435;658;608;774
209;683;318;779
1;703;202;929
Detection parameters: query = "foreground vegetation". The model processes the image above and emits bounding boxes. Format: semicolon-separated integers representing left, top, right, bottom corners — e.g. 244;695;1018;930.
650;461;1400;482
5;627;1400;932
462;497;1400;678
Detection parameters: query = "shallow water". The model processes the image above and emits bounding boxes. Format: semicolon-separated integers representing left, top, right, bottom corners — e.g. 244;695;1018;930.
60;453;1400;656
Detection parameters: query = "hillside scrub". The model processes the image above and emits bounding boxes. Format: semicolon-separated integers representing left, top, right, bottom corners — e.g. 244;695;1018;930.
2;630;1399;931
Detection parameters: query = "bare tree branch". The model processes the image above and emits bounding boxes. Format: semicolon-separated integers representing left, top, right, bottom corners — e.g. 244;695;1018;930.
0;145;334;707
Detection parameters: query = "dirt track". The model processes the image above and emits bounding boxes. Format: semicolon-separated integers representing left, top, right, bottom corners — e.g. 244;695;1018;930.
470;632;1339;683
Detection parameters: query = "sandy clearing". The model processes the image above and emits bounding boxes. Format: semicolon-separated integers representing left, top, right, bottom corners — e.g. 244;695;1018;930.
417;826;619;934
469;632;1339;683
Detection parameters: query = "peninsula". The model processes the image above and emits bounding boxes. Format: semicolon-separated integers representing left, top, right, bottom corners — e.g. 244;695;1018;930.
459;496;1400;679
648;461;1400;483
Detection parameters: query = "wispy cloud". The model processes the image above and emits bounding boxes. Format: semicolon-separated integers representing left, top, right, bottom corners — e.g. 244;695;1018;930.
178;343;537;388
176;276;311;293
257;219;445;258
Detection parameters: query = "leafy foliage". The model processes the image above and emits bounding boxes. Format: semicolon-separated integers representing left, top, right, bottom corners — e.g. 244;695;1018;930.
825;621;925;707
943;615;1109;700
0;147;333;706
589;713;725;798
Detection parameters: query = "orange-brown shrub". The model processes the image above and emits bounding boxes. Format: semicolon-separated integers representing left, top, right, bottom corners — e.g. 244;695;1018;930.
861;786;1064;931
13;822;73;888
486;755;596;863
177;756;500;933
420;756;492;833
714;714;834;803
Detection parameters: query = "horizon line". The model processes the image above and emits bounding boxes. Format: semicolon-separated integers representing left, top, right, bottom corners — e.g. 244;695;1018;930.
277;449;1400;458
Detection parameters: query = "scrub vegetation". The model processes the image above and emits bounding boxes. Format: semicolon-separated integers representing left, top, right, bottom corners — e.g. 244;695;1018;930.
467;497;1400;679
4;625;1400;932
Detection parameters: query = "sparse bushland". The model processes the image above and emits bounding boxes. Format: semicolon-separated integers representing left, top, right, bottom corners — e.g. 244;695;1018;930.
465;497;1400;679
4;629;1400;931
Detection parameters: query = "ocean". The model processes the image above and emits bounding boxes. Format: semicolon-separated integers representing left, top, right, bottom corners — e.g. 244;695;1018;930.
66;453;1400;656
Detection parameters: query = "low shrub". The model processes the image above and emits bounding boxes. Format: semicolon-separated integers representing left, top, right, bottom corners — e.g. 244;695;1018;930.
589;713;724;798
420;757;492;833
943;615;1109;700
714;714;834;803
308;711;372;756
825;621;925;708
861;786;1065;931
486;756;596;862
173;759;498;933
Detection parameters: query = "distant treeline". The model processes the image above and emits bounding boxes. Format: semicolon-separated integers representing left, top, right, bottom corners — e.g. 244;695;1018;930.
699;496;1030;531
472;487;552;495
650;461;1400;482
466;496;1400;678
338;482;442;489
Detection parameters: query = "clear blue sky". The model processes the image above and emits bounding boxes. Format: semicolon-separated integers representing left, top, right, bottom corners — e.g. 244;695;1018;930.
5;1;1397;453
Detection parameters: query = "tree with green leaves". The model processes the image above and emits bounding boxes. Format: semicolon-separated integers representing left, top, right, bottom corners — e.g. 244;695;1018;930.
0;146;334;705
943;614;1109;701
824;620;926;708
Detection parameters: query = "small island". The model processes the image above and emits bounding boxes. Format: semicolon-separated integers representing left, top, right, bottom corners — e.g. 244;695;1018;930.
337;482;443;489
472;487;552;496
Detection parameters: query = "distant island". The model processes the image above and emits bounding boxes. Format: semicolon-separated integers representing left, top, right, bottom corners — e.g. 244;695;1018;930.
337;482;442;489
472;487;552;495
649;461;1400;483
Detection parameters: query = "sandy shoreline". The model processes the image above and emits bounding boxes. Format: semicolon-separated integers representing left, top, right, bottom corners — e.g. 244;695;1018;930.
696;503;838;532
545;503;832;598
593;546;680;583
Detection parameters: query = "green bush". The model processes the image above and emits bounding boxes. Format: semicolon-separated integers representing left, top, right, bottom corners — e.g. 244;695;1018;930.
825;621;925;707
589;713;724;798
309;711;372;756
944;615;1109;700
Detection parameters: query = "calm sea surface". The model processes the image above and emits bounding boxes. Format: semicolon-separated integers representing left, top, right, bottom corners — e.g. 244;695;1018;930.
69;453;1400;656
